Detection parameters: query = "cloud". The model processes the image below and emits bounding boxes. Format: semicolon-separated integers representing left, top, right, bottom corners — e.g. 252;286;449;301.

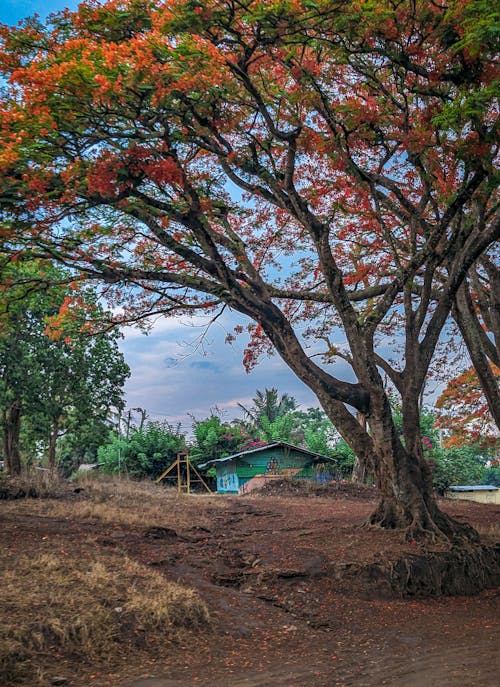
118;309;337;430
189;360;220;370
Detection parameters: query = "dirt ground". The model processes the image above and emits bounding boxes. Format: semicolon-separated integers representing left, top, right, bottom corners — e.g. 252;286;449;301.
1;482;499;687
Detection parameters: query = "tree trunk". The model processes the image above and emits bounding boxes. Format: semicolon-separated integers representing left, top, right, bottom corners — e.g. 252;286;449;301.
351;412;369;484
366;392;477;542
2;401;22;475
47;419;59;471
351;455;367;484
453;284;500;430
249;302;478;542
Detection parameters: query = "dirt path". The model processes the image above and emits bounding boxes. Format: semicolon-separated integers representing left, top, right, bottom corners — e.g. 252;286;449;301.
118;496;500;687
123;593;500;687
1;492;499;686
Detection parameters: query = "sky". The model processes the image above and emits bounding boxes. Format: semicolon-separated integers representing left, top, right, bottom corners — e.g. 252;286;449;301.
1;0;323;430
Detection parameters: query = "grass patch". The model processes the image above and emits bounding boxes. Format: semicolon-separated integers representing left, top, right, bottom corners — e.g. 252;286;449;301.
0;470;67;500
0;474;224;529
0;551;209;684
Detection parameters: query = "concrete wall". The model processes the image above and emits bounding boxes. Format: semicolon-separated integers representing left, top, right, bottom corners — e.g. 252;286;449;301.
446;489;500;505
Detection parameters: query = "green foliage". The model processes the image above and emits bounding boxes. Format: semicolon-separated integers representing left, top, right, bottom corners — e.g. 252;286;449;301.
98;422;185;479
259;413;295;443
330;439;356;478
189;415;245;464
431;444;488;492
97;434;129;475
389;402;491;491
57;418;117;478
0;261;129;471
239;388;298;430
481;466;500;487
290;407;339;457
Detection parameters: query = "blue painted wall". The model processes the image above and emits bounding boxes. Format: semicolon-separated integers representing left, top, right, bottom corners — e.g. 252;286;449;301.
216;462;239;493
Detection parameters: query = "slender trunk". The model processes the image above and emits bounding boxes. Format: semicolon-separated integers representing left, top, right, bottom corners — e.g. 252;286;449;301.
351;455;367;484
47;419;59;471
477;257;500;360
351;412;369;484
2;401;22;475
453;285;500;430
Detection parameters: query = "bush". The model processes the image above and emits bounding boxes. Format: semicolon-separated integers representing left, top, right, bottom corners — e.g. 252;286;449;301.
98;422;185;479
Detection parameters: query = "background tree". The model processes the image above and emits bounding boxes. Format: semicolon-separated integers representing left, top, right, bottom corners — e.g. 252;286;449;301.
98;421;185;479
435;364;500;449
238;388;298;430
0;261;68;473
431;445;489;494
36;322;130;470
0;262;129;472
259;413;295;444
288;406;338;452
0;264;40;473
189;415;246;464
0;1;498;539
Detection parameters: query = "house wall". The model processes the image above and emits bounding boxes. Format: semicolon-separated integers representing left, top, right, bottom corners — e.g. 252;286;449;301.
214;447;328;494
216;462;239;494
446;489;500;505
235;447;316;494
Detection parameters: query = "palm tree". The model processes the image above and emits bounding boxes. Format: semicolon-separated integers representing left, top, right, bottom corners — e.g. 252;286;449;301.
238;388;298;429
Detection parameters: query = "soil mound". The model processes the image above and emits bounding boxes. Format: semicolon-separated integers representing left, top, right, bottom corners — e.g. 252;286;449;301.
255;477;376;499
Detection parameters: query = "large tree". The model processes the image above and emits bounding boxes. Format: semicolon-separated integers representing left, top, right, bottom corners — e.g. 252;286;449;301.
0;1;498;539
0;262;130;472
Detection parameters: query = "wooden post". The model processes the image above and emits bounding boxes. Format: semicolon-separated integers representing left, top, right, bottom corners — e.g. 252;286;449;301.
155;450;212;494
176;454;182;493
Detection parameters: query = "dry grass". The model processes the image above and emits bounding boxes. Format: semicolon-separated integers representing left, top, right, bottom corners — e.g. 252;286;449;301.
0;550;209;684
0;470;68;500
0;473;225;529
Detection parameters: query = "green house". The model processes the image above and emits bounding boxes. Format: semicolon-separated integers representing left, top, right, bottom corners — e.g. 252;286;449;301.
199;442;335;494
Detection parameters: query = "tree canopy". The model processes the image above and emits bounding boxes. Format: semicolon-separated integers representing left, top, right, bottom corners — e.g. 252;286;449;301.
435;364;500;448
0;0;498;539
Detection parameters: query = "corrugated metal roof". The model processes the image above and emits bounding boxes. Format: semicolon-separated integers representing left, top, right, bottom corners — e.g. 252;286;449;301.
198;441;334;469
448;485;499;491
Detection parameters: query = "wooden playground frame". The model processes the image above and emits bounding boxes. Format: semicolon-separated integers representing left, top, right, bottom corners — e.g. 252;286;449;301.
155;450;212;494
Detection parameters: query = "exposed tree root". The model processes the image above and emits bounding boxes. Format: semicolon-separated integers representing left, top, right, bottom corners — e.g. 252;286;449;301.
389;544;500;597
338;544;500;599
366;497;480;545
